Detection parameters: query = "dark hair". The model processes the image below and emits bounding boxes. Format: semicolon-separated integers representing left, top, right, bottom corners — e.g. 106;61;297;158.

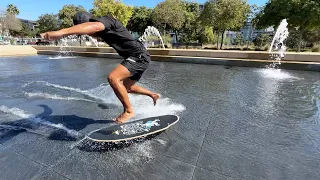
73;12;93;25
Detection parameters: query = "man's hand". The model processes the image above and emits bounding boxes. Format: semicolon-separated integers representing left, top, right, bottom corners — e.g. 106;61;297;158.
40;31;64;41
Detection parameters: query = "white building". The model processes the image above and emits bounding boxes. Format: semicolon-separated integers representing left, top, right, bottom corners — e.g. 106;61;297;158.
240;21;274;41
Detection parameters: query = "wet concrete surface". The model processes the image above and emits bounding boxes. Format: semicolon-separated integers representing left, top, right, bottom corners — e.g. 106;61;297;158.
0;55;320;180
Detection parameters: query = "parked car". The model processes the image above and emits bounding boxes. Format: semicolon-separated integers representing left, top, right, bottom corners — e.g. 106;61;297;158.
16;40;28;45
27;41;37;45
35;40;50;45
0;40;10;45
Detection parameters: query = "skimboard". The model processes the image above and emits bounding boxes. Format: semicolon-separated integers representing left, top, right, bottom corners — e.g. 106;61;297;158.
87;115;179;142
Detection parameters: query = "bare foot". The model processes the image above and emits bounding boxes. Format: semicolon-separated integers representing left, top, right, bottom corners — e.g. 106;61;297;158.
150;93;160;106
115;111;135;124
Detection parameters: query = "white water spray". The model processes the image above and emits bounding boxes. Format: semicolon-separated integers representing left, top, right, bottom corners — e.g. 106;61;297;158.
139;26;165;49
23;81;186;120
25;92;96;103
48;35;98;59
268;19;289;66
258;19;300;80
0;105;80;137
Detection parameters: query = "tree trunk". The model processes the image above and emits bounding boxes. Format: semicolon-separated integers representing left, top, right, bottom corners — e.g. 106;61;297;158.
163;23;167;45
297;30;303;52
175;31;178;43
216;31;220;49
220;30;225;50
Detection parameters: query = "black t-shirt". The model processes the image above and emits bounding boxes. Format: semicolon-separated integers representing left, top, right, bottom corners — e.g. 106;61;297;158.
90;15;146;58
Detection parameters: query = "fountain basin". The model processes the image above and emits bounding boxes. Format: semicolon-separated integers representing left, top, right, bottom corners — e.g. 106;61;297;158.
33;46;320;72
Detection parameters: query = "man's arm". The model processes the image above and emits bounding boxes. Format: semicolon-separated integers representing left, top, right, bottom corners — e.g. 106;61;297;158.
40;22;105;41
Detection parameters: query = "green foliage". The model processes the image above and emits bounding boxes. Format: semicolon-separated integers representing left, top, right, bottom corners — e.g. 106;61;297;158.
37;14;60;33
180;1;201;42
252;34;270;47
144;34;171;45
6;4;19;15
9;21;36;37
255;0;320;52
127;6;153;35
200;0;250;49
59;5;86;28
0;10;22;33
311;44;320;52
303;30;320;46
198;26;216;44
233;33;244;45
91;0;133;26
152;0;186;31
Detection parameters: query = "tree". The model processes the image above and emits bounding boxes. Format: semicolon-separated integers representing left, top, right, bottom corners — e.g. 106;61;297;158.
199;26;216;44
200;0;250;49
10;22;37;37
152;0;186;42
59;5;86;28
233;33;245;45
303;30;320;46
0;9;22;34
37;14;60;33
255;0;320;52
6;4;19;16
252;34;270;48
127;6;153;35
180;1;201;42
91;0;133;26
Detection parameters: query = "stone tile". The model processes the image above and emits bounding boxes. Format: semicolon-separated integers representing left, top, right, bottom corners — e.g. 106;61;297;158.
3;132;74;167
54;142;195;180
299;121;320;151
0;149;46;180
1;130;34;148
192;167;239;180
32;170;70;180
197;117;320;180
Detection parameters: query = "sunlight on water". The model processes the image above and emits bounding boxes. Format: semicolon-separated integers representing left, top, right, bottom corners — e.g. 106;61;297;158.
259;68;300;80
47;56;77;60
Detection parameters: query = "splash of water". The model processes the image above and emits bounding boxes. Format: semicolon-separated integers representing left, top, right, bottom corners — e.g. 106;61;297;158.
83;35;98;47
58;35;78;57
22;81;84;93
23;81;186;120
47;56;77;60
48;35;98;59
139;26;165;49
25;92;96;103
0;105;80;137
258;68;300;80
268;19;289;68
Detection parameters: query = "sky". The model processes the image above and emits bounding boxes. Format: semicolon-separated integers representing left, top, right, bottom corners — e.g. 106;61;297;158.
0;0;267;21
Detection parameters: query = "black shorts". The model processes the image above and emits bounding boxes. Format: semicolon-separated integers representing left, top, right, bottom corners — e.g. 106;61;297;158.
121;53;151;81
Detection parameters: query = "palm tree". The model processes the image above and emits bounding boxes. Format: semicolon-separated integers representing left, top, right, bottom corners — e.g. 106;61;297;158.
6;4;20;16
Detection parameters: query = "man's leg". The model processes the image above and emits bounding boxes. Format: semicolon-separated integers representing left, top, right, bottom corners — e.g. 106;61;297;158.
107;64;134;124
123;78;160;105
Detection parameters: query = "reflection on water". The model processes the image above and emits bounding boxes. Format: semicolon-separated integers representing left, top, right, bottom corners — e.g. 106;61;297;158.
230;67;320;123
259;68;300;80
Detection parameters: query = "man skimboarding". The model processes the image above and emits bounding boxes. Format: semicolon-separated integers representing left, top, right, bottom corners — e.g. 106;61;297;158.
40;12;160;124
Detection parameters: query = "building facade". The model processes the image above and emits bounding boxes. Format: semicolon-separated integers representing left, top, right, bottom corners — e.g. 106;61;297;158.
18;18;37;30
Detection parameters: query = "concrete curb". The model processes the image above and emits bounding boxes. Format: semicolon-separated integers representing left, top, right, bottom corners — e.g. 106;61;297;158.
33;46;320;72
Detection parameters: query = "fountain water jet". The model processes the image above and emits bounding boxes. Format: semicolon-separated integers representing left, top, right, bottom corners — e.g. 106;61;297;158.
268;19;289;68
139;26;165;49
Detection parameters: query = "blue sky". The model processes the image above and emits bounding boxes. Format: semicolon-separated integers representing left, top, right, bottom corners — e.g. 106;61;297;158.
0;0;267;21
